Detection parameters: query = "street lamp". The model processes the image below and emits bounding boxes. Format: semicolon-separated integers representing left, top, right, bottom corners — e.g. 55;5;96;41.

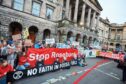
80;22;84;26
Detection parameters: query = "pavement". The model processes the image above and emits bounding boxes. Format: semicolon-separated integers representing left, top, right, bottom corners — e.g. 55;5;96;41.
13;58;125;84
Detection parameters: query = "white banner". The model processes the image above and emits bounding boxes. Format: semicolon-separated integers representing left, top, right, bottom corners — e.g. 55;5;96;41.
72;41;79;46
56;43;70;48
46;38;55;44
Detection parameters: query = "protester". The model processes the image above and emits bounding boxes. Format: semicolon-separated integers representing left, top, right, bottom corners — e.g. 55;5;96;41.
36;58;44;67
53;57;60;71
62;56;71;69
0;37;80;83
34;41;41;49
0;58;14;84
1;40;8;56
77;53;85;67
14;42;22;68
16;47;30;70
7;43;16;67
121;54;126;83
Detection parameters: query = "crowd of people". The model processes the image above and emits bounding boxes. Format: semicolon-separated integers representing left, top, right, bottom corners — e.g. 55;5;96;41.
1;38;126;83
0;38;87;84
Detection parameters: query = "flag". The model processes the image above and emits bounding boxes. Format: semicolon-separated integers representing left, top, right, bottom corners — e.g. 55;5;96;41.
22;28;29;39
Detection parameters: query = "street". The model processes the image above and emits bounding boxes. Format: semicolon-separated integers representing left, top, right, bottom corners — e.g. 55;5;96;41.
13;58;124;84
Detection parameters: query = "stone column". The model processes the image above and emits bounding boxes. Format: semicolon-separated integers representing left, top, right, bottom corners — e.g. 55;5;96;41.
24;0;32;13
73;0;79;23
115;29;117;40
91;11;96;29
65;0;70;19
96;14;100;28
40;0;46;18
68;5;72;20
86;8;91;27
80;3;86;26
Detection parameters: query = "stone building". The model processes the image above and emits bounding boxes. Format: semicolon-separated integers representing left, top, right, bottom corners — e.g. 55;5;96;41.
109;23;126;51
0;0;103;47
98;18;110;49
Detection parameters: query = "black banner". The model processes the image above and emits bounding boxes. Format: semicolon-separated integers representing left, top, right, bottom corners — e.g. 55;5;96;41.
7;60;78;82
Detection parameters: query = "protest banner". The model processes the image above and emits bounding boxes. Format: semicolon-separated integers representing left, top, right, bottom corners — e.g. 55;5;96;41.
7;60;77;82
46;38;55;44
6;48;78;82
98;51;124;60
27;48;78;66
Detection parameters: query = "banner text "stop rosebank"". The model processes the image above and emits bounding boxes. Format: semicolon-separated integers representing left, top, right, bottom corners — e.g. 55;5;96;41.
29;52;76;61
27;48;78;61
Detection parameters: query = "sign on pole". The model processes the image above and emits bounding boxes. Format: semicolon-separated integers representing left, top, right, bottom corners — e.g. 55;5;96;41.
22;28;29;39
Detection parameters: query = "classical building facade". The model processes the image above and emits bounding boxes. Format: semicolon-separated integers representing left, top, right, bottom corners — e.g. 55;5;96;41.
98;18;110;49
0;0;103;47
109;23;126;51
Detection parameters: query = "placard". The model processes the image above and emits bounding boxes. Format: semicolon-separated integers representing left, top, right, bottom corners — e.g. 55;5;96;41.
46;38;55;44
72;41;79;46
24;39;33;46
12;34;21;41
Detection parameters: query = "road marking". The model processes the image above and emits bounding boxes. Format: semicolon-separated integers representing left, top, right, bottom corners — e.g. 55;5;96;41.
77;71;83;74
110;72;118;76
41;60;110;84
66;73;72;76
59;76;66;80
41;82;50;84
46;78;59;83
84;68;90;71
97;61;113;68
41;71;83;84
95;69;120;80
73;60;109;84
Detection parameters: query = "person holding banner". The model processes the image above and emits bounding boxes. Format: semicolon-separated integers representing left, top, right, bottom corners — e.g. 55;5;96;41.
62;56;71;69
36;58;44;67
0;58;14;84
53;57;60;71
34;41;41;49
0;40;8;57
77;53;85;67
16;47;30;70
7;43;16;67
